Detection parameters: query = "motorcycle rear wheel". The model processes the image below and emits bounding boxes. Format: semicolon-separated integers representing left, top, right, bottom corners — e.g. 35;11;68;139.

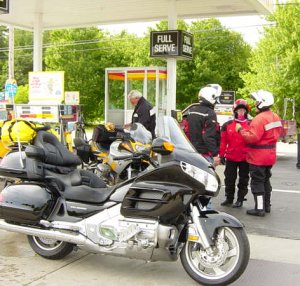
180;227;249;286
27;235;74;260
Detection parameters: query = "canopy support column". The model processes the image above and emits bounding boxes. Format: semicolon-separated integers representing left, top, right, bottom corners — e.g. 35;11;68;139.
166;0;177;116
33;13;43;72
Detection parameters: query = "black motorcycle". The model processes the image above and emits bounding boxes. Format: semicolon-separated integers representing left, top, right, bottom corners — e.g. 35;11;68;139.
0;116;249;286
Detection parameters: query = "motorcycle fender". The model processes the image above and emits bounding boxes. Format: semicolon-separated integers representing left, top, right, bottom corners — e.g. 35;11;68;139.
198;211;244;243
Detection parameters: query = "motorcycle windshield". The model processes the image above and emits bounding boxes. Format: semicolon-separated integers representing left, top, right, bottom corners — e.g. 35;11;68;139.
130;123;152;144
157;116;196;152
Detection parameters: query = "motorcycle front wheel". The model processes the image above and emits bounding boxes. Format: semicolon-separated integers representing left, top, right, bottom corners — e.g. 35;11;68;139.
27;235;74;260
180;227;250;286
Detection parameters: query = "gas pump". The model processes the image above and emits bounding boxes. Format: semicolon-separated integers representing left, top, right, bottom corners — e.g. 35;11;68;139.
14;104;81;151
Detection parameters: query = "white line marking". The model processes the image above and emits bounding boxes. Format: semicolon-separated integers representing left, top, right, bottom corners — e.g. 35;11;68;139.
221;186;299;194
273;189;299;194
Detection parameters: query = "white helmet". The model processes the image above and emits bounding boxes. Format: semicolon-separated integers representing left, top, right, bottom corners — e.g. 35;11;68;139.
206;84;222;97
251;90;274;109
198;85;221;105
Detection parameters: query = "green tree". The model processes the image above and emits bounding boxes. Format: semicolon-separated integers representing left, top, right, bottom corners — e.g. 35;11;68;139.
14;29;33;86
240;2;300;122
177;18;251;109
128;19;251;109
14;84;29;103
0;25;8;89
0;28;33;90
45;28;109;122
44;28;143;122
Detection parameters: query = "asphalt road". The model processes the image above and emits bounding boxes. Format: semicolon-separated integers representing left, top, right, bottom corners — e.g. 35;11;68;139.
215;142;300;239
0;142;299;286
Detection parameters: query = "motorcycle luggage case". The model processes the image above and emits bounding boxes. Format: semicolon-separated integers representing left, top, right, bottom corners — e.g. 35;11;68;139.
0;151;28;178
0;151;44;180
0;184;54;224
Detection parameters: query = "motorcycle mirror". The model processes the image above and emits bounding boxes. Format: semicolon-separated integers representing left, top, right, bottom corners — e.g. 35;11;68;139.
151;138;174;155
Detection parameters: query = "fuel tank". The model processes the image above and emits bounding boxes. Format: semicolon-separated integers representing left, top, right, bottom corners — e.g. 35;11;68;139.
0;183;55;224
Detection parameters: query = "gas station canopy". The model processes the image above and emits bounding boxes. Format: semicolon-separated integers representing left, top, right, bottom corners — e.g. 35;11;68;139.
0;0;275;117
0;0;273;30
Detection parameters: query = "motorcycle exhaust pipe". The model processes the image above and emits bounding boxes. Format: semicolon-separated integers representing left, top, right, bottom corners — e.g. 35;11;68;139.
0;219;86;245
0;219;130;255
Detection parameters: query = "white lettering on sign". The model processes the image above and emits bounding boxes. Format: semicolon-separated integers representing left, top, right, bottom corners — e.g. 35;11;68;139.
154;44;176;53
157;35;173;43
183;36;191;45
183;45;192;54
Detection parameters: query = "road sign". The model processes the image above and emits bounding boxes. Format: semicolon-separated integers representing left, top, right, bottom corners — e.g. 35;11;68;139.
0;0;9;14
150;30;193;60
5;79;17;97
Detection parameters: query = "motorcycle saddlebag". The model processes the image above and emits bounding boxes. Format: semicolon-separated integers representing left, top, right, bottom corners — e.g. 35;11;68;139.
0;184;55;224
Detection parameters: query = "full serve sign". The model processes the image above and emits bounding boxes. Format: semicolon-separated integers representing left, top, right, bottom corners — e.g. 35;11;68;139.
150;30;193;60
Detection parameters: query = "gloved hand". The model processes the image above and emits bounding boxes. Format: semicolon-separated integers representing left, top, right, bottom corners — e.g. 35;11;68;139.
213;156;221;166
105;122;115;132
235;123;242;132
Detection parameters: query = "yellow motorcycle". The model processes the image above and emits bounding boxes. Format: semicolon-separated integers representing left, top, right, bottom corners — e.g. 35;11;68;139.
74;123;153;185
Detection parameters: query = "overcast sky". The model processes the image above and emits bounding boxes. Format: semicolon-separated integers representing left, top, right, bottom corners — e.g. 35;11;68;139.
100;15;270;46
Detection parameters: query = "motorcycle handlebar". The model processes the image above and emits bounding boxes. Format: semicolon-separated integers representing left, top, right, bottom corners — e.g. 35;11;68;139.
113;155;133;161
113;152;150;161
109;132;132;141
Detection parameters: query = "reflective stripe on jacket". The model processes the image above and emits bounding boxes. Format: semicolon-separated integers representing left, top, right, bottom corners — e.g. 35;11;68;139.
219;119;250;162
239;110;282;166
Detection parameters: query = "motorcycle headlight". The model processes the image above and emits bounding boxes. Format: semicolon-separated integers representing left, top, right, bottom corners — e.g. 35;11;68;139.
180;161;219;193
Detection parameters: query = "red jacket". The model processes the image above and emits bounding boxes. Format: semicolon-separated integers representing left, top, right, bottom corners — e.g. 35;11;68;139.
219;119;250;162
239;110;282;166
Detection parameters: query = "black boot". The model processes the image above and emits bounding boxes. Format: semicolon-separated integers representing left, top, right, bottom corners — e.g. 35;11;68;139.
221;198;233;206
247;194;265;217
265;191;271;213
232;200;243;208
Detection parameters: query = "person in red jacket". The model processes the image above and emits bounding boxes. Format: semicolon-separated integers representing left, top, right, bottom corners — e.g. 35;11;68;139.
220;99;251;208
236;90;282;217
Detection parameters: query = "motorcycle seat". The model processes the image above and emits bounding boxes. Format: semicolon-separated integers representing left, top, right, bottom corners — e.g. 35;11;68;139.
34;131;82;167
63;185;114;204
45;168;114;203
31;131;114;203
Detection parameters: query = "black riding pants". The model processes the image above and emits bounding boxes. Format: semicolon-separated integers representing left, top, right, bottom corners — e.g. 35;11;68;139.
224;160;249;201
249;164;272;197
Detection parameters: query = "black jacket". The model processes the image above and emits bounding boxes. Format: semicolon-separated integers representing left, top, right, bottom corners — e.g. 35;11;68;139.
187;100;220;156
132;96;156;138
